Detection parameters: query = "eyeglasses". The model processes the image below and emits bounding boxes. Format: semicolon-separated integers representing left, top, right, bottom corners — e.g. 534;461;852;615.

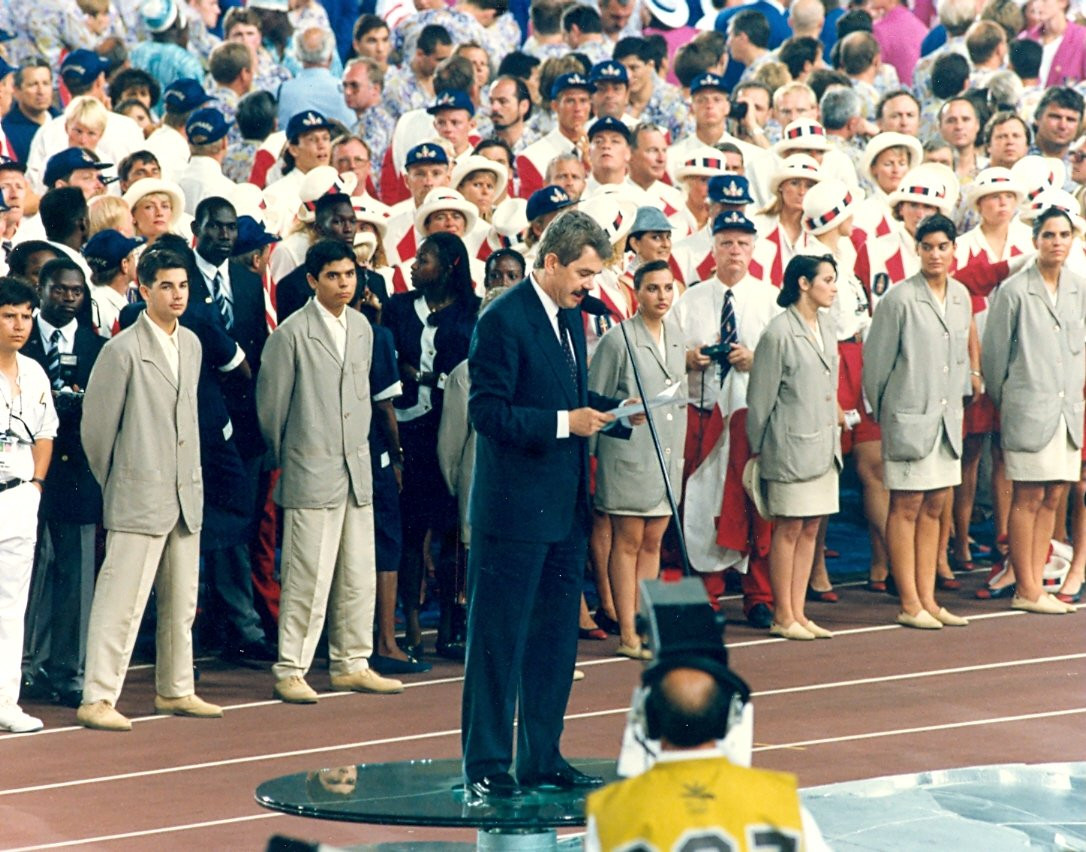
1071;152;1086;163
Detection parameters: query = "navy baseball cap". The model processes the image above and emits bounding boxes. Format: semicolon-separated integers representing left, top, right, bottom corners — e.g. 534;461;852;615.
708;174;754;206
550;72;594;100
0;54;15;79
60;49;108;87
232;215;281;256
163;78;211;114
526;184;575;221
404;142;449;169
0;155;25;173
44;147;112;187
589;60;628;87
286;109;336;142
83;229;146;266
690;73;727;95
427;89;475;117
0;28;14;42
588;115;631;143
185;107;230;145
711;209;757;235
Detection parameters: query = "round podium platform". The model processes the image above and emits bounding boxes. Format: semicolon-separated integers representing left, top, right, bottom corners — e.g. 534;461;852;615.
256;758;620;850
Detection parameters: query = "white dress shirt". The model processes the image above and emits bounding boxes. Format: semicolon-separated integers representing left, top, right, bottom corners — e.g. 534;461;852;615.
314;298;347;361
37;315;77;355
530;273;574;439
146;315;181;381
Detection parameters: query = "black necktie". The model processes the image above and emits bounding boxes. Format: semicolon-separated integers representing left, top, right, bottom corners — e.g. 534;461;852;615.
557;310;579;391
719;288;737;386
46;328;63;389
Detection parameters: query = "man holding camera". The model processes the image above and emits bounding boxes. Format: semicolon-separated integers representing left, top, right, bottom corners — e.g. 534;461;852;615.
20;258;104;710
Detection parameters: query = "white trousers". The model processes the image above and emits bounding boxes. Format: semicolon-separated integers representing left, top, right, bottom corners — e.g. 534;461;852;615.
82;524;200;705
0;483;40;705
273;501;376;681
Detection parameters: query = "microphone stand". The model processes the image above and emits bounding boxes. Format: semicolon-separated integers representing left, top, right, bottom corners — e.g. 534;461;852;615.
616;317;692;576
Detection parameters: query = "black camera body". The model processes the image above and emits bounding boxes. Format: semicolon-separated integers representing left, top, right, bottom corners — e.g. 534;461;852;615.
729;100;749;122
700;342;733;363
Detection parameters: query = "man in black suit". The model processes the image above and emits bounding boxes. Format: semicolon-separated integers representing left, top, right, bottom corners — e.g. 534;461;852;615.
21;257;104;708
461;210;635;799
190;198;276;665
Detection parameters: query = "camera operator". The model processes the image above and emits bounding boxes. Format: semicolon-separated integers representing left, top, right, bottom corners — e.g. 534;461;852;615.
586;648;829;851
20;257;104;709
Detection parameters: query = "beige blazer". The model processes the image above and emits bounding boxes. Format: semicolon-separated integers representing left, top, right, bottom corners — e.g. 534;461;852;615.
81;310;203;535
256;299;374;509
981;263;1086;452
862;272;972;462
746;306;842;482
436;359;474;544
588;313;687;514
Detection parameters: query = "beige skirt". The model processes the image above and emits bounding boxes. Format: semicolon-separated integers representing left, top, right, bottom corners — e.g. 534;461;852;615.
884;432;961;491
1004;416;1081;483
766;466;840;518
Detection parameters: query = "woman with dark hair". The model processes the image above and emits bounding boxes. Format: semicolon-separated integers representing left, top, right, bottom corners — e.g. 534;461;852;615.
981;207;1086;615
383;232;481;659
588;259;686;659
746;254;841;640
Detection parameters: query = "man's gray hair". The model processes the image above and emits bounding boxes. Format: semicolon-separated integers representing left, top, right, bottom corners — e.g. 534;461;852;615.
819;86;861;131
296;27;335;66
533;210;613;269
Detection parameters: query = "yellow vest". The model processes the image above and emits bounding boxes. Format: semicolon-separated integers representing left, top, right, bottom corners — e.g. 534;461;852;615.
586;757;805;852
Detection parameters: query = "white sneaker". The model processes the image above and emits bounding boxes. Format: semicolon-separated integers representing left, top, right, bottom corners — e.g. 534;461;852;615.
0;703;44;733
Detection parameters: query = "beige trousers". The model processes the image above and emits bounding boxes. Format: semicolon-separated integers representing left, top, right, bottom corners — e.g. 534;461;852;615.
273;500;376;681
82;524;200;705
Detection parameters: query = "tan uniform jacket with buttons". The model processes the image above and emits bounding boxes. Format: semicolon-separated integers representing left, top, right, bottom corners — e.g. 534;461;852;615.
81;310;204;535
862;272;972;462
257;298;374;509
981;263;1086;453
588;313;687;513
746;306;842;482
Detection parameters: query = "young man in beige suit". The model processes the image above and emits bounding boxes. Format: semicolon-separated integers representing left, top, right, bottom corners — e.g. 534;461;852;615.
77;247;222;731
257;239;403;704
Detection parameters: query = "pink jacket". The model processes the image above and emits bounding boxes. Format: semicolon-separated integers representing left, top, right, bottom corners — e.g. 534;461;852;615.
1026;22;1086;87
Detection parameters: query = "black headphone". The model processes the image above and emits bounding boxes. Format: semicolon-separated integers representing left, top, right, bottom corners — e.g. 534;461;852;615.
640;654;751;743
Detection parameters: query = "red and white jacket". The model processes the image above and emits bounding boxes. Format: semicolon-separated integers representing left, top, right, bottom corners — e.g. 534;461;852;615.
514;127;584;200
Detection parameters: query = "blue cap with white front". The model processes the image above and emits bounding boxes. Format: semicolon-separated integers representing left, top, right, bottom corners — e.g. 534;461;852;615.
711;209;757;235
44;148;112;187
589;60;629;86
708;174;753;206
61;49;108;87
405;142;449;168
550;72;594;100
185;107;230;145
690;73;727;95
285;109;336;142
526;185;575;221
427;89;475;117
163;78;211;114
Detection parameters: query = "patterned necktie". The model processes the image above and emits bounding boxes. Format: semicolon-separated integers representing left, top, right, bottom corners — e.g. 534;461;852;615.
719;288;737;386
213;271;233;329
46;328;63;389
557;310;579;391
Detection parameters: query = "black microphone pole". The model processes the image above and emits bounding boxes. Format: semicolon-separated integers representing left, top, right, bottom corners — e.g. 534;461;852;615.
614;315;692;576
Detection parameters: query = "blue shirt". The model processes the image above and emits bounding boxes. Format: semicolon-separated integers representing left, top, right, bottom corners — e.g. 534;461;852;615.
920;24;948;57
276;66;357;129
714;0;792;92
2;104;60;164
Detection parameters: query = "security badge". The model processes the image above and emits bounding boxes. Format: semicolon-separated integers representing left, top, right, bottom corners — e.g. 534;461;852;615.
872;272;890;297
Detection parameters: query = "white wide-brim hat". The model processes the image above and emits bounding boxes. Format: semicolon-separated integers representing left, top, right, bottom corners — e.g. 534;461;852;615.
773;119;830;155
122;177;185;226
862;132;924;180
887;163;958;215
645;0;689;28
296;166;359;223
742;457;772;521
675;146;730;180
770;153;823;195
230;182;269;225
967;167;1025;211
351;196;391;239
1010;155;1067;202
802;179;865;235
414;187;480;235
576;193;640;246
487;197;529;251
450;154;509;203
1020;188;1086;235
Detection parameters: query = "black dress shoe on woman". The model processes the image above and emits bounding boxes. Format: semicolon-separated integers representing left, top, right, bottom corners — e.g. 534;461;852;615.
593;610;621;635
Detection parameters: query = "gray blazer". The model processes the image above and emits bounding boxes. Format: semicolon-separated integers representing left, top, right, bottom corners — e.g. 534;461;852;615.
981;263;1086;452
437;359;474;544
588;313;687;514
81;310;203;536
862;272;972;462
747;306;841;482
256;299;374;509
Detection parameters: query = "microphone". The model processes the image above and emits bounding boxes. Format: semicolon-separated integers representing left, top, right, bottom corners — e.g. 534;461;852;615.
579;294;610;316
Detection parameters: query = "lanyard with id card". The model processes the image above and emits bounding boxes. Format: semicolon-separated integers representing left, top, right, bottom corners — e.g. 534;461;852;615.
0;432;24;478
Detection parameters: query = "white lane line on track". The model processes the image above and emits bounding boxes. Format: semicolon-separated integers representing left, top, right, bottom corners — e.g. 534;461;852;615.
7;607;1061;740
1;652;1082;797
5;707;1085;851
5;813;283;851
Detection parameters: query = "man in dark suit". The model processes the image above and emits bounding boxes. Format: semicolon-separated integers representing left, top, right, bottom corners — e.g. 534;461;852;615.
20;257;104;708
190;198;276;665
461;209;635;799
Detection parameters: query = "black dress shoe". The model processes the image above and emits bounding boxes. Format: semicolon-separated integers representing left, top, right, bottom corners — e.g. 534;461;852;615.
371;653;432;675
465;772;523;800
593;611;621;636
20;668;56;702
746;603;774;629
519;766;605;790
55;688;84;709
435;639;466;661
222;638;278;668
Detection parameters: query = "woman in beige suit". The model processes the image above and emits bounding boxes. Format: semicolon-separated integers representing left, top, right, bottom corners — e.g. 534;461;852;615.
588;260;687;660
981;207;1085;616
747;254;841;641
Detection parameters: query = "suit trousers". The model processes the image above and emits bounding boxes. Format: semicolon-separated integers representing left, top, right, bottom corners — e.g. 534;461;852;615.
24;521;96;691
461;528;585;782
82;524;200;705
273;501;376;681
0;483;41;705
